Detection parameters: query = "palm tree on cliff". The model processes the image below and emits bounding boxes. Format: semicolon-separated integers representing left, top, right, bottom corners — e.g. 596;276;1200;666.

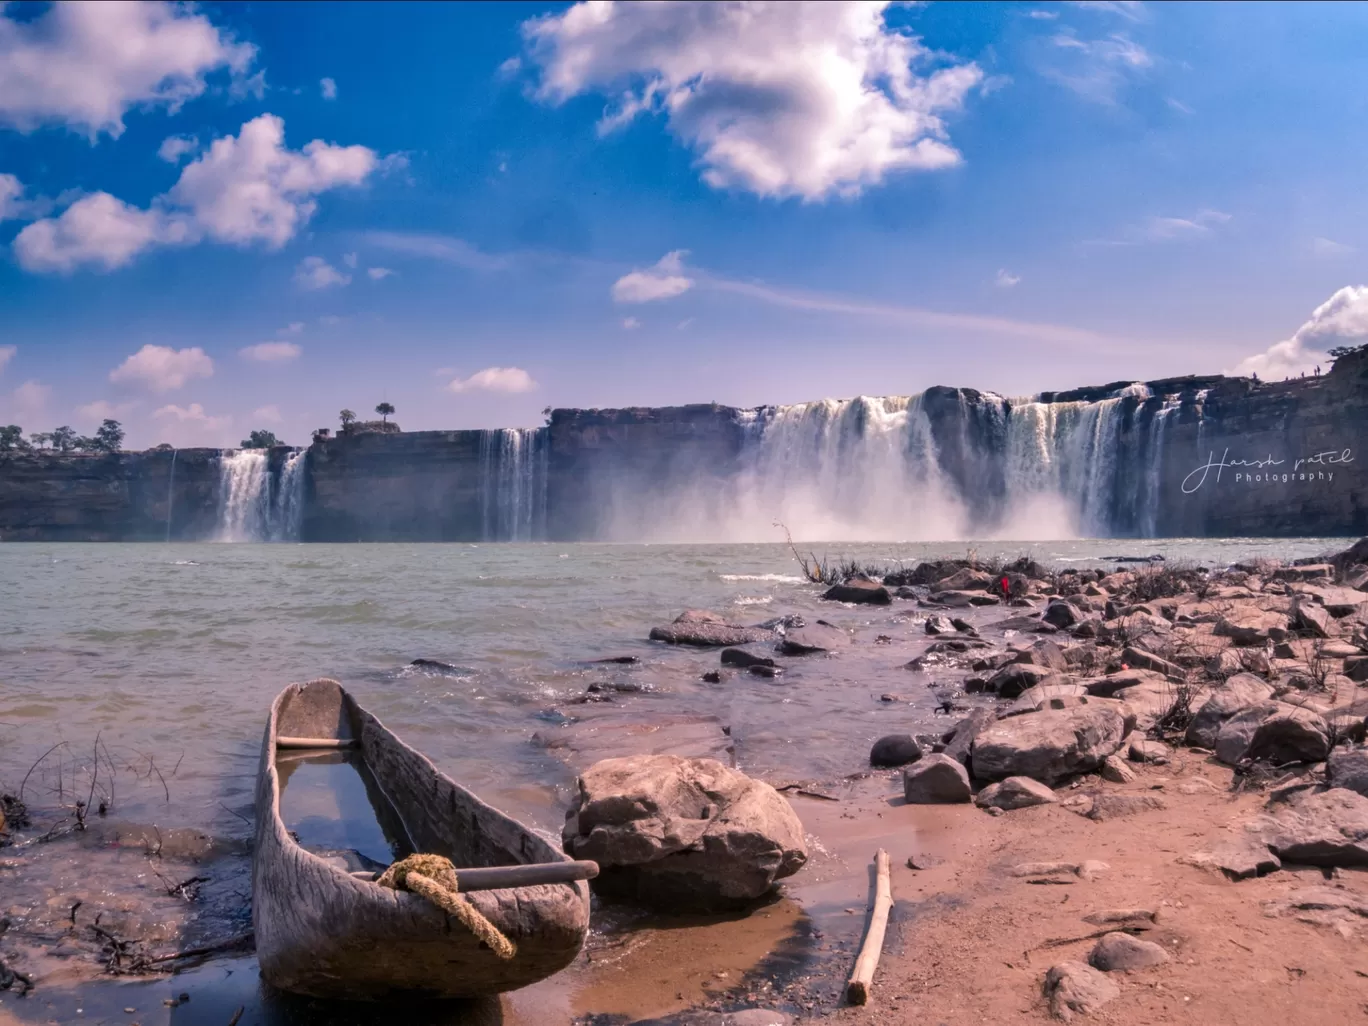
376;402;395;425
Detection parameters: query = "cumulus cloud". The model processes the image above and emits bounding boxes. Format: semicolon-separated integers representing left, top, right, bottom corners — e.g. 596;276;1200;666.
446;367;538;394
1233;286;1368;380
0;345;13;373
521;1;982;201
109;344;214;393
0;380;52;424
0;173;33;222
240;341;302;362
367;266;395;280
622;317;641;330
157;134;199;163
294;256;351;290
15;114;380;273
612;250;694;303
995;269;1021;288
0;1;257;138
152;402;232;446
320;77;337;100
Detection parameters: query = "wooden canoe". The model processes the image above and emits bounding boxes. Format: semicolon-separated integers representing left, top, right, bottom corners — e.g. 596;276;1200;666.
252;678;592;1000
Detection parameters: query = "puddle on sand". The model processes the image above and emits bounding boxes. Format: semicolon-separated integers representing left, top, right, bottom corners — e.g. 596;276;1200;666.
275;750;412;869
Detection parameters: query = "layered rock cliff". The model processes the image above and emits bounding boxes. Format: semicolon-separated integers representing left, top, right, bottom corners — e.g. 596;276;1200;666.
2;355;1365;542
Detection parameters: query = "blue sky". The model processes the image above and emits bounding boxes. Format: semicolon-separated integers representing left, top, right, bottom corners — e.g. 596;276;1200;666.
2;0;1368;448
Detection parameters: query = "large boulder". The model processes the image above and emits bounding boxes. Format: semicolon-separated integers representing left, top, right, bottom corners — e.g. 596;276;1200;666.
971;703;1130;785
986;663;1061;700
822;578;891;605
870;734;922;768
1213;702;1330;766
1043;601;1081;629
1328;745;1368;797
1185;673;1275;748
562;755;807;909
1119;646;1183;680
1088;932;1169;972
975;776;1057;810
1291;598;1333;639
937;567;992;592
650;611;776;648
1214;608;1288;646
1258;788;1368;867
924;614;956;636
902;754;972;803
942;708;996;768
1044;962;1120;1022
778;622;849;655
1013;639;1069;672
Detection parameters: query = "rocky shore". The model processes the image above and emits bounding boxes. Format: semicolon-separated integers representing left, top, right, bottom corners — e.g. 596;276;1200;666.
7;540;1368;1024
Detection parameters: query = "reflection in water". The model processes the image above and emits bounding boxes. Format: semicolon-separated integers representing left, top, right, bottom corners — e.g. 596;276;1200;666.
276;750;413;870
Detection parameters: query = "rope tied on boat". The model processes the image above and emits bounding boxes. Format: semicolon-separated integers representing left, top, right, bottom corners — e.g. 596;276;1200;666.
376;854;517;960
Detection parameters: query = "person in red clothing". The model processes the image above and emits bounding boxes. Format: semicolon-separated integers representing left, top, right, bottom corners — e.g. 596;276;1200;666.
1000;574;1011;598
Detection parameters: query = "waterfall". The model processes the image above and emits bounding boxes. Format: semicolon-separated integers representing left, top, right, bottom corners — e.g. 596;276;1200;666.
216;449;307;542
165;449;177;542
479;429;548;541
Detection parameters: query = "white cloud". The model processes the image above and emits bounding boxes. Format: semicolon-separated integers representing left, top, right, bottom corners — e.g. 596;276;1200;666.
995;269;1021;288
320;77;337;100
622;317;641;330
522;1;982;201
76;399;137;425
1027;9;1060;18
250;404;283;424
109;344;213;393
14;191;192;272
240;341;302;362
294;256;351;290
1166;97;1194;115
1313;237;1356;258
281;321;305;335
342;251;358;269
0;345;13;373
157;134;199;163
1069;1;1146;19
0;380;51;425
15;114;380;273
0;173;37;222
363;231;509;271
612;250;694;303
446;367;538;394
367;266;395;280
152;402;232;446
1232;285;1368;379
1140;209;1229;241
0;1;256;138
1045;30;1151;104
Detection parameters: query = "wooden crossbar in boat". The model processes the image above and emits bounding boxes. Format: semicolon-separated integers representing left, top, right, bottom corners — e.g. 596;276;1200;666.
348;860;600;892
277;736;360;750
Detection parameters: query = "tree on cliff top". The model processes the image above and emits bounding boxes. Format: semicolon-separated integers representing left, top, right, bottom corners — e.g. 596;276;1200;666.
94;419;124;452
339;409;357;432
241;429;281;449
1329;343;1368;364
375;401;395;424
49;426;77;453
0;425;28;452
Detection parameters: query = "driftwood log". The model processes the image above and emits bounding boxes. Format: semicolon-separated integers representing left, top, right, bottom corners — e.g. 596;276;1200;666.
846;848;893;1005
252;678;592;1000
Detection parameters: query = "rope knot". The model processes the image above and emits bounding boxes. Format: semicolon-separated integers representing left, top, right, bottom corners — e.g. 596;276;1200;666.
377;854;517;960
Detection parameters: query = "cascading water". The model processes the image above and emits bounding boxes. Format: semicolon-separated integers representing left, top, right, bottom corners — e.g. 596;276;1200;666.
215;449;307;542
479;429;548;541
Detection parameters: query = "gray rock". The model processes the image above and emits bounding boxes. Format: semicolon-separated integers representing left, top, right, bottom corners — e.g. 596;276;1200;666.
975;776;1057;810
1087;794;1166;822
651;611;776;648
925;614;956;635
943;708;996;768
1044;961;1120;1021
1002;684;1093;718
938;567;993;591
1291;598;1332;638
1043;601;1081;629
903;754;972;804
1014;639;1069;672
1081;669;1165;698
720;648;776;669
1100;754;1137;783
1215;608;1289;646
562;754;807;909
1088;932;1170;971
1186;673;1276;748
1179;838;1281;880
1214;701;1329;766
822;578;891;606
1119;646;1183;680
1260;787;1368;867
987;663;1061;700
1128;738;1170;764
1328;745;1368;798
778;621;849;655
971;702;1130;785
870;734;922;768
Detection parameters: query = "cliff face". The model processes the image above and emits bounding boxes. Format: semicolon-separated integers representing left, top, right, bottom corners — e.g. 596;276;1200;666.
2;358;1366;542
0;448;221;541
